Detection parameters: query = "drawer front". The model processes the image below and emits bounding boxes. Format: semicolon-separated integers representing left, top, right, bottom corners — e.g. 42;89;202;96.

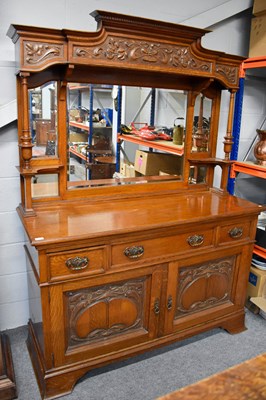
218;222;251;244
111;229;214;266
49;246;107;281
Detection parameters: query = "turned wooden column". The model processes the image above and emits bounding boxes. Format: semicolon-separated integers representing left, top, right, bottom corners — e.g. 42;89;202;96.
19;73;34;170
223;90;235;160
18;73;36;216
221;90;236;190
193;95;208;152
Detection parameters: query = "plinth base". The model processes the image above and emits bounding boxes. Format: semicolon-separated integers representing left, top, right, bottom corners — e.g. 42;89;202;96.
0;334;17;400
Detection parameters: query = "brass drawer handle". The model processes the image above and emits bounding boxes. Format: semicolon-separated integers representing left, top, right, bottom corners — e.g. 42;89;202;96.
229;227;243;239
65;256;89;271
187;234;204;247
124;245;144;259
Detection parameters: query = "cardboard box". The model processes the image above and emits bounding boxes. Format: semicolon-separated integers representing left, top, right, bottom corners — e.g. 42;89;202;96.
120;161;137;177
247;265;266;298
134;150;183;176
253;0;266;16
247;265;266;319
249;14;266;58
69;132;88;143
250;296;266;319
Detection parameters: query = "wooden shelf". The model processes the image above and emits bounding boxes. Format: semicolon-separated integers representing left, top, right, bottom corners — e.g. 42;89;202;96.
118;134;184;156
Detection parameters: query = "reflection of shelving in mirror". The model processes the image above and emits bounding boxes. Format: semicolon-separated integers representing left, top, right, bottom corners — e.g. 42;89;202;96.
118;134;184;156
29;81;58;158
67;83;115;181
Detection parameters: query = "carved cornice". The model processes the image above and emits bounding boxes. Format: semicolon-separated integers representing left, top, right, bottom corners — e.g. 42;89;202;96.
7;11;243;88
73;36;212;74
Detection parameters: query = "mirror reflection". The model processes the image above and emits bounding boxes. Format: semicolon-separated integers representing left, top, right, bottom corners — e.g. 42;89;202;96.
29;82;57;158
192;94;212;153
67;84;186;188
31;174;59;198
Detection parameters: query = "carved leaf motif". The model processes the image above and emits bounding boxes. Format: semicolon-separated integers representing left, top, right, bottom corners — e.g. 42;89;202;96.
74;37;211;72
216;64;237;84
25;42;62;64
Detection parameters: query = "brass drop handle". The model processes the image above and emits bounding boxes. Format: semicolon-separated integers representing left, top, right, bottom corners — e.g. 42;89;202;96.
167;295;173;311
187;234;204;247
154;298;160;315
65;256;89;271
229;227;243;239
124;245;144;259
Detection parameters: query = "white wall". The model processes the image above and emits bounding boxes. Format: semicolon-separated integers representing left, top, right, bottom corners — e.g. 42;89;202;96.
0;1;261;330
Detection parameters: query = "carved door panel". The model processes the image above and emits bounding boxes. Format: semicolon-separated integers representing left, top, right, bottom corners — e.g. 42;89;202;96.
49;265;165;367
164;249;243;334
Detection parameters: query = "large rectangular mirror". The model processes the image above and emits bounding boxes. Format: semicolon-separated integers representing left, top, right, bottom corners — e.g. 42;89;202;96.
67;83;186;188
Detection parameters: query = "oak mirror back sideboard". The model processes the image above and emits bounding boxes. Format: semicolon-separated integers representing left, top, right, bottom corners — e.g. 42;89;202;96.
7;10;263;399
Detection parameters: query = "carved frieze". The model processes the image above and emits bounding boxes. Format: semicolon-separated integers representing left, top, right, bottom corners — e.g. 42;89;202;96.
216;63;238;85
73;36;211;73
176;257;234;317
66;278;145;347
24;41;63;65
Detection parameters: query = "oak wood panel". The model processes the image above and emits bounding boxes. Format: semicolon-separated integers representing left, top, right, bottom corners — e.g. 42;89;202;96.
48;245;108;281
111;228;214;267
49;265;165;367
218;221;251;244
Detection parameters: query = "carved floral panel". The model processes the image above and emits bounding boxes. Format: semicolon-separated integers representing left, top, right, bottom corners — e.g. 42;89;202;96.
65;278;146;348
73;36;212;73
216;63;238;85
175;256;235;318
23;41;64;66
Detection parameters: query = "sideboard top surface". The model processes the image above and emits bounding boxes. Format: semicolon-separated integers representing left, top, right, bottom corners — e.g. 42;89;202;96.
18;190;262;248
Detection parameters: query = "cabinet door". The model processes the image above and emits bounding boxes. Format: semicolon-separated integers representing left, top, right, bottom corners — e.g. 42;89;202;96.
164;247;248;334
49;265;165;367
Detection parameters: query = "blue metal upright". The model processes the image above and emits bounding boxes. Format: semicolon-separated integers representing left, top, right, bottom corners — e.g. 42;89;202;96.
227;77;245;194
116;86;122;172
150;88;156;127
89;84;94;147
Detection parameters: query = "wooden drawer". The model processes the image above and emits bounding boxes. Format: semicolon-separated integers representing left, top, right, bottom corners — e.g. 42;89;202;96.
111;229;215;267
218;222;251;244
48;246;107;281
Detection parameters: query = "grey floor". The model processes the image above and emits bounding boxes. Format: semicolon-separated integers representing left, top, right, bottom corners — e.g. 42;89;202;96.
6;309;266;400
